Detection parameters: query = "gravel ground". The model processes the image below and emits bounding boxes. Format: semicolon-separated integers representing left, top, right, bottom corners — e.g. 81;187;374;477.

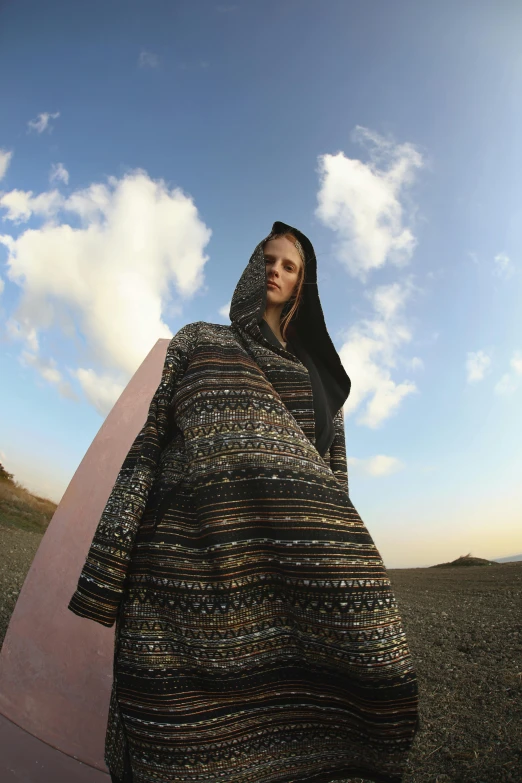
0;523;520;783
0;524;43;646
391;563;522;783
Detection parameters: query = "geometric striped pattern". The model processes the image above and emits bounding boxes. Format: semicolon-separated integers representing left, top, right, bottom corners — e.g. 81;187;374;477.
68;232;418;783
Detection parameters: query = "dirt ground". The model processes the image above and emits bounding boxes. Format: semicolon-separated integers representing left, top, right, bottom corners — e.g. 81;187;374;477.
390;562;522;783
0;523;520;783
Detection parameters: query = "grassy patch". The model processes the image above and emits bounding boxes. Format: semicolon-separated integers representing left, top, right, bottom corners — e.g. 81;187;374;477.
0;478;57;534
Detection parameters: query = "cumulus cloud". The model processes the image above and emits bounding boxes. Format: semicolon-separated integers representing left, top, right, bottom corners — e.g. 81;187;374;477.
0;149;13;180
218;300;231;319
138;50;159;68
27;111;60;134
315;126;424;282
494;350;522;395
493;252;514;280
5;318;39;351
339;279;418;428
510;350;522;375
348;454;404;477
49;162;69;185
74;366;129;414
426;267;444;281
21;350;77;400
466;350;491;383
0;188;64;222
408;357;424;371
494;373;518;395
0;169;211;415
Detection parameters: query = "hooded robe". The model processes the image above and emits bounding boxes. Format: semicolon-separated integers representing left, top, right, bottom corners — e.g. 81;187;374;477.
68;221;419;783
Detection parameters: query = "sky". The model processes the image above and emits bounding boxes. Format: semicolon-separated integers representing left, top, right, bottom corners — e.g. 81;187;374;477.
1;0;521;568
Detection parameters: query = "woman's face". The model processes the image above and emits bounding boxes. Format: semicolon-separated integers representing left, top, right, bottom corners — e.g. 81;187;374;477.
263;236;303;305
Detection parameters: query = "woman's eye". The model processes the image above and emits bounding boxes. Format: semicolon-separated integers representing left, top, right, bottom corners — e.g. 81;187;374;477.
263;256;294;272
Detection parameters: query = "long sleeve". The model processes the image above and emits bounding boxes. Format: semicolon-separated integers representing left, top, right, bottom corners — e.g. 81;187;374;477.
329;406;349;496
67;322;199;627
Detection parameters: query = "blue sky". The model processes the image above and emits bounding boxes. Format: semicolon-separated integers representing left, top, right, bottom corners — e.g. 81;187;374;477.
1;0;521;567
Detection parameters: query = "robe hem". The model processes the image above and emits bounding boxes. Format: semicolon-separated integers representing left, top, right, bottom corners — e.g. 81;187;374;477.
105;764;406;783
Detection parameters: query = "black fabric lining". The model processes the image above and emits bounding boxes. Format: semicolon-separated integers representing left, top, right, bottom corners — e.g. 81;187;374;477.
259;318;335;456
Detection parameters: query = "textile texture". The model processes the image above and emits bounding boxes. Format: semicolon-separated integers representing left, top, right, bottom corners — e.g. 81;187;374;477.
68;221;419;783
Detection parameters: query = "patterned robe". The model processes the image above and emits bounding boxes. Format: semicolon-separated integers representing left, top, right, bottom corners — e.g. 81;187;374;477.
68;221;418;783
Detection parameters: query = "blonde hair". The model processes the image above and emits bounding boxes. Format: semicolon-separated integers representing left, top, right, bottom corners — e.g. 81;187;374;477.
262;232;305;341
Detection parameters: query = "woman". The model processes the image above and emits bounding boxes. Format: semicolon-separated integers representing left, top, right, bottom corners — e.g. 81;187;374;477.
69;221;419;783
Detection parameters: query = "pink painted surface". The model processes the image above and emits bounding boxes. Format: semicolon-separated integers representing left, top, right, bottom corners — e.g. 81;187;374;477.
0;712;110;781
0;338;170;774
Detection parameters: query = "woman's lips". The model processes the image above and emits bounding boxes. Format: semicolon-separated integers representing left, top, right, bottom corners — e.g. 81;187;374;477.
267;281;279;289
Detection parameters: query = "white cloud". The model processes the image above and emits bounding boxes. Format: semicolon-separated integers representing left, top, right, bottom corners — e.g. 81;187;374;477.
494;373;518;396
466;350;491;383
409;357;424;371
315;126;424;282
49;162;69;185
493;252;514;280
218;300;231;319
0;169;211;415
370;279;410;320
0;188;64;223
426;267;444;281
138;50;159;68
73;366;126;414
6;319;38;351
510;350;522;375
27;111;60;134
348;454;404;476
492;350;522;396
339;279;418;428
21;350;77;399
0;149;13;180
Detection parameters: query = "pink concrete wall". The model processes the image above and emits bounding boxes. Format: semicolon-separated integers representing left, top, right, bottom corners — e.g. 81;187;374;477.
0;338;170;773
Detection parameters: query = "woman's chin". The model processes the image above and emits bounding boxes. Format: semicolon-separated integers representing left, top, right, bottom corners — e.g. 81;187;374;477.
266;288;284;304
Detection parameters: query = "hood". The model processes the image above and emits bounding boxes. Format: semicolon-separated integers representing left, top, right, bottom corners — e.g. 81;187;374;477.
229;220;351;417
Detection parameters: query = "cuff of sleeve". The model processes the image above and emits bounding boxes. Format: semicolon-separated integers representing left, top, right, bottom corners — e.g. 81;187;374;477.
67;587;120;628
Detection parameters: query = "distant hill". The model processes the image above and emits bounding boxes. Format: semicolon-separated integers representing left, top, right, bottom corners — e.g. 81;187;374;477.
0;461;57;534
430;553;498;568
494;553;522;563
